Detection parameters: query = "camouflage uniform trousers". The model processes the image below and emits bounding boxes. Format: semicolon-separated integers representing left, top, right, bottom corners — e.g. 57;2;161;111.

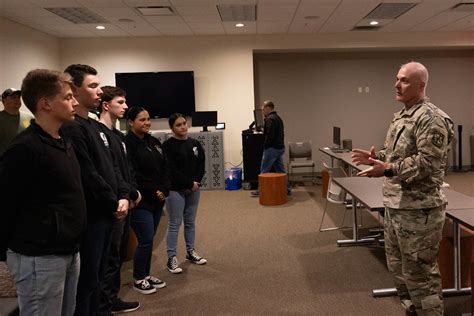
384;206;445;316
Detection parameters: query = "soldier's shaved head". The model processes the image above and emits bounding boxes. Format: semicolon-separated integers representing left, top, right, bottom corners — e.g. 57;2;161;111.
401;61;429;85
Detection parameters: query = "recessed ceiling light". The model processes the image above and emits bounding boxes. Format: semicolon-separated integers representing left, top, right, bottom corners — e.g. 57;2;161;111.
369;20;379;25
235;23;244;27
96;25;105;30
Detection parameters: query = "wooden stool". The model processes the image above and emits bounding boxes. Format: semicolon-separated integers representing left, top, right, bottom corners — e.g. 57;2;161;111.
259;173;288;206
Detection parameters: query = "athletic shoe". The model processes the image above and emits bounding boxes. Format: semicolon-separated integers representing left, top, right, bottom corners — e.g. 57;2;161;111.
111;299;140;314
186;249;207;265
167;256;183;274
133;279;156;295
250;190;259;197
146;275;167;289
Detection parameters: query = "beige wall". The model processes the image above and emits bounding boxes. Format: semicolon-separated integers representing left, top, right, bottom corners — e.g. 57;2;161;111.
0;17;60;113
59;31;473;165
255;50;474;170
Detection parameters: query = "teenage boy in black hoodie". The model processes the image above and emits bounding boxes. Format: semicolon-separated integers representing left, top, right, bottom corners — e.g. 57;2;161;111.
62;64;130;316
98;86;141;313
0;69;86;315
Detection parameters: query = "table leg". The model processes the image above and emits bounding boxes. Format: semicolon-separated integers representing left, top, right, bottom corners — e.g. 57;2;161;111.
454;220;461;290
337;197;375;246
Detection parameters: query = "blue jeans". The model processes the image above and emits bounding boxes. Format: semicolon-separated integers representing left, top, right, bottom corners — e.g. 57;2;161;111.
166;190;200;257
260;147;286;173
7;250;80;316
260;147;290;192
75;218;113;316
130;207;163;280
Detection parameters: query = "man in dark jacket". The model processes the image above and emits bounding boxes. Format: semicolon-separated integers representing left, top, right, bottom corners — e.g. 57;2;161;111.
62;64;130;316
252;100;291;196
0;69;86;315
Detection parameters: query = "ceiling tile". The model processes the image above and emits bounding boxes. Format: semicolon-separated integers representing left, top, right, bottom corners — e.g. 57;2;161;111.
123;0;171;6
89;7;140;19
258;0;299;4
31;0;81;8
0;0;35;9
77;0;128;7
411;11;473;31
288;21;318;34
258;5;298;22
174;5;218;15
152;21;189;30
1;7;58;17
381;0;459;32
170;0;213;5
182;14;221;23
318;0;380;33
217;0;256;4
187;21;223;29
439;13;474;31
143;15;183;23
257;21;290;34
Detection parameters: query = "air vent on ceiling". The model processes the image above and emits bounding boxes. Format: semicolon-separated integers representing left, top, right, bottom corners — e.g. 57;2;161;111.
136;6;174;16
365;3;417;20
217;5;256;22
45;7;109;24
450;3;474;12
352;25;381;31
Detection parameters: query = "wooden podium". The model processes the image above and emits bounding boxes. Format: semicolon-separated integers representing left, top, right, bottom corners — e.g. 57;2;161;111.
259;173;287;206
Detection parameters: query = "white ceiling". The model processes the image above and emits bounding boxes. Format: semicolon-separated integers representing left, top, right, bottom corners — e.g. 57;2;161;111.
0;0;473;38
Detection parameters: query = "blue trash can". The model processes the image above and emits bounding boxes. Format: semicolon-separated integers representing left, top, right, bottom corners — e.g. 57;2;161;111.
225;167;242;190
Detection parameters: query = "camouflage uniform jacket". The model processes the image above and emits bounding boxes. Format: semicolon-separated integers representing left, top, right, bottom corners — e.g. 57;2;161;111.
376;98;454;209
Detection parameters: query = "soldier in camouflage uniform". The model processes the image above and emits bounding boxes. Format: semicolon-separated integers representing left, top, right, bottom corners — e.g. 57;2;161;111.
352;61;454;316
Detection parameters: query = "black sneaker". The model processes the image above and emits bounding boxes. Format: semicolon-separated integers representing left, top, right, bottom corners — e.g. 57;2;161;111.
111;299;140;314
167;256;183;274
146;275;166;289
133;279;156;295
250;190;259;197
186;249;207;265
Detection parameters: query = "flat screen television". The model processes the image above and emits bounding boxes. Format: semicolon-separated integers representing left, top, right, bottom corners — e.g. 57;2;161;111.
115;71;195;119
192;111;217;132
333;126;341;148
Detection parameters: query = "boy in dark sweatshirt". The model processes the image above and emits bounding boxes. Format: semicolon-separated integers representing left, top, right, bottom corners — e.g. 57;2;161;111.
98;86;141;313
0;69;86;315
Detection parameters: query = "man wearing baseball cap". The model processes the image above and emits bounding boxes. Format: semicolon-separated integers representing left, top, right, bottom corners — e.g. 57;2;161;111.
0;88;34;155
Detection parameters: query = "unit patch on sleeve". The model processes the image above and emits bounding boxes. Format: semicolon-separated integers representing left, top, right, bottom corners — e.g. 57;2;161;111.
431;132;444;148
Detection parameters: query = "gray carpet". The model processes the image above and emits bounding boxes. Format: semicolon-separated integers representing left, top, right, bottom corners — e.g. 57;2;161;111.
118;172;474;315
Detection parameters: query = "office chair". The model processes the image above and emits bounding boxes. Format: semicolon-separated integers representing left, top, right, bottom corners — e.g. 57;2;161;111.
288;141;315;184
318;162;350;232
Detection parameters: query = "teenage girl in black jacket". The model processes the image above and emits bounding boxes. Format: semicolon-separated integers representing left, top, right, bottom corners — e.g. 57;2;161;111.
125;107;171;295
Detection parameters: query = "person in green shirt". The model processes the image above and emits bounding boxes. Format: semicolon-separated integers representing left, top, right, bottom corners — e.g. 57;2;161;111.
0;88;34;155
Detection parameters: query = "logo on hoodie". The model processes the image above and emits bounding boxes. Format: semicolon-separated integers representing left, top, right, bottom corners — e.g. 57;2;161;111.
99;132;109;147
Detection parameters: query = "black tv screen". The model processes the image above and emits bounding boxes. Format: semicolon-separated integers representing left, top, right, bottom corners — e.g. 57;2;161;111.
192;111;217;132
115;71;195;118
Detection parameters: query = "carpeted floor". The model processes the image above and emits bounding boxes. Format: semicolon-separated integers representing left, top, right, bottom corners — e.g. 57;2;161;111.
118;172;474;315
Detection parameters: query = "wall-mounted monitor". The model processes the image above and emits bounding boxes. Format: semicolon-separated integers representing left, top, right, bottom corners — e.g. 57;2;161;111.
115;71;195;119
192;111;218;132
253;109;264;132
